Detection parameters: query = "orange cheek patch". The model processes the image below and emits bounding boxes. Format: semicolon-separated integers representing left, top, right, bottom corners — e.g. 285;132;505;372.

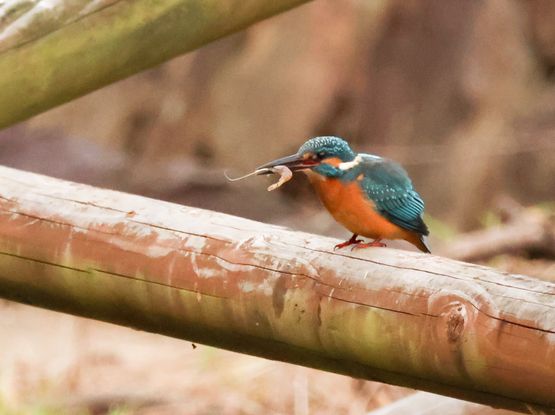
322;157;343;168
357;174;364;181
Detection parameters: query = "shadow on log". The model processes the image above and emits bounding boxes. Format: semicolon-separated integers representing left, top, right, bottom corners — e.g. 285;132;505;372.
0;166;553;413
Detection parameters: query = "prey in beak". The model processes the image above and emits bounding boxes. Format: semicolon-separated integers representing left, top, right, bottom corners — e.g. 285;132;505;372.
254;153;319;190
225;153;318;191
256;153;319;174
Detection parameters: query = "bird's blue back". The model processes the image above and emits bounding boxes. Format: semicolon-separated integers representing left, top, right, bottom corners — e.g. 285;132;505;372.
339;154;429;236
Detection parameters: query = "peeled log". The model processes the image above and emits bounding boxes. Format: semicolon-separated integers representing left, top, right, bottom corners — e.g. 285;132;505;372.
0;166;553;414
0;0;310;128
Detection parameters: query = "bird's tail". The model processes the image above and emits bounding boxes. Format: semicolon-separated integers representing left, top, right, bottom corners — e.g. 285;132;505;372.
407;233;431;253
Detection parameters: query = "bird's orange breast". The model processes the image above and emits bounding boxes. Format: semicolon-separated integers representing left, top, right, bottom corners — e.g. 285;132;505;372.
305;171;409;240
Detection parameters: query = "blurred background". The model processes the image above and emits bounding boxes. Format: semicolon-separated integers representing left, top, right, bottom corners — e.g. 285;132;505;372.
1;0;555;413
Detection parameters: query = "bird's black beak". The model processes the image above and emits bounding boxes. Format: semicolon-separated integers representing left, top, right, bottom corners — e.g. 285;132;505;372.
256;154;318;174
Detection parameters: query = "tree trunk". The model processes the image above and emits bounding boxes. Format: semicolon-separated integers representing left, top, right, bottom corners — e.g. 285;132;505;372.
0;166;553;414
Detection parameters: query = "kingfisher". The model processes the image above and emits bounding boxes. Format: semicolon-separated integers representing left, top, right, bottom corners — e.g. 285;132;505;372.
258;136;430;253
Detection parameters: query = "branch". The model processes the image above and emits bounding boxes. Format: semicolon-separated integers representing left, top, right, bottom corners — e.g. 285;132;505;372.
0;166;554;414
441;200;555;262
0;0;310;128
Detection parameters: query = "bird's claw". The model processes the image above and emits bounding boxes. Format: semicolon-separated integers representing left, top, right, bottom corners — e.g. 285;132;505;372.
334;235;364;250
351;241;387;250
334;241;361;250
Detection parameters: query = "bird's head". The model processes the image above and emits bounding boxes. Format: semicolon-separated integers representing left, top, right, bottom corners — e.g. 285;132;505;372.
257;136;357;178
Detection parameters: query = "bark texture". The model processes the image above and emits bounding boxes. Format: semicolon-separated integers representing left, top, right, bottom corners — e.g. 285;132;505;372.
0;166;553;413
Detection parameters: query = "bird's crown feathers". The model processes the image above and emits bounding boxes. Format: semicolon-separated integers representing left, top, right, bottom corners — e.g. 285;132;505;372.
298;136;355;162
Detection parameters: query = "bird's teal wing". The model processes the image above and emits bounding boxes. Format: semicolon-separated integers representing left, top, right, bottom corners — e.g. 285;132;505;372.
346;155;429;235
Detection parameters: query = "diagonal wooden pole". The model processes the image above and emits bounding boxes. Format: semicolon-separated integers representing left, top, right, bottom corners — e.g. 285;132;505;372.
0;165;554;413
0;0;311;128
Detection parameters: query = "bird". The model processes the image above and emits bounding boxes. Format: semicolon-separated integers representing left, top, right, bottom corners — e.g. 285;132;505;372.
257;136;430;253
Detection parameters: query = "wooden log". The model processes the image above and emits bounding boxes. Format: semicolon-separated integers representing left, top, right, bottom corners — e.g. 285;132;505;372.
0;165;553;414
0;0;310;128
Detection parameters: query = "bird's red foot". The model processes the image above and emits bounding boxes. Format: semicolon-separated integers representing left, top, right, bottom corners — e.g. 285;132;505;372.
351;238;386;250
334;234;363;250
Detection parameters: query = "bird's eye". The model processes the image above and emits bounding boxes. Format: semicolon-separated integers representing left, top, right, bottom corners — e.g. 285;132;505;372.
316;151;326;160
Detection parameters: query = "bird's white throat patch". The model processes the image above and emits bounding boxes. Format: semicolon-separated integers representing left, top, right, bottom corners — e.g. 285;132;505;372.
338;155;363;171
